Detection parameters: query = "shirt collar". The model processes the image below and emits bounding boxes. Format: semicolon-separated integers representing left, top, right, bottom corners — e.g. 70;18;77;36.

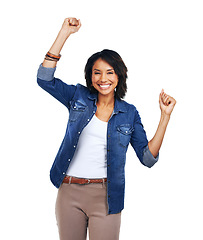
88;92;127;113
114;98;127;113
87;91;97;101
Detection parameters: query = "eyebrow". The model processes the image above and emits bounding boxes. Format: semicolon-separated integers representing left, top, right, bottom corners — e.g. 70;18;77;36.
93;68;114;71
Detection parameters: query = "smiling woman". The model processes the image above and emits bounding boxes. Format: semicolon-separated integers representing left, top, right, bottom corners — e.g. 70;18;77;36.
37;17;176;240
92;59;117;93
92;59;118;97
85;49;128;100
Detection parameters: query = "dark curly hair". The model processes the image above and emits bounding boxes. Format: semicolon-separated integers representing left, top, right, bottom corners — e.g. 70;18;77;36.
84;49;128;99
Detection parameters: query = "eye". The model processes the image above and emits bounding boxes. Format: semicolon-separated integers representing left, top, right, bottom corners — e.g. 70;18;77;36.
94;72;100;75
107;72;114;75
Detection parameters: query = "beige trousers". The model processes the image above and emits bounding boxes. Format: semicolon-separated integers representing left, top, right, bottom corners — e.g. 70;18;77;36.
55;182;121;240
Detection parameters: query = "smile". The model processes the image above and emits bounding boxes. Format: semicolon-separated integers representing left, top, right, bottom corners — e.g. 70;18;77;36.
98;84;111;90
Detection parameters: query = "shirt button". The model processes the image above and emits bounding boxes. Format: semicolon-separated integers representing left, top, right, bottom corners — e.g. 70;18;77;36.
108;195;111;198
78;131;80;134
62;172;66;175
93;111;96;113
73;145;76;148
68;159;71;162
74;106;76;109
125;131;128;133
87;119;90;121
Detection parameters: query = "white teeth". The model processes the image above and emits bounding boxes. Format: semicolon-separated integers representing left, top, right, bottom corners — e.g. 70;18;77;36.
99;84;110;89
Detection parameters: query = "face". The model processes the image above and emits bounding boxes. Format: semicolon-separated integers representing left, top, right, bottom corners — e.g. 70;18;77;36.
91;59;118;98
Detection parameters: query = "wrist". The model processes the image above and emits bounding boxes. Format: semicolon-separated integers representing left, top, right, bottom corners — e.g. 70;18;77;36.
58;28;71;40
160;112;170;123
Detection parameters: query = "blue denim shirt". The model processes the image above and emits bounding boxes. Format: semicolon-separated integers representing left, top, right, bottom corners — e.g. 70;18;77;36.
37;64;159;214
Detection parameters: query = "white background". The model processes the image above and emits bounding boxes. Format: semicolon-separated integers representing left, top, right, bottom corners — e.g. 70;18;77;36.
1;0;203;239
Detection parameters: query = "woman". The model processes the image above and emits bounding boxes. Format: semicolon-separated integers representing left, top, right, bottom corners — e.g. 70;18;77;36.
37;18;176;240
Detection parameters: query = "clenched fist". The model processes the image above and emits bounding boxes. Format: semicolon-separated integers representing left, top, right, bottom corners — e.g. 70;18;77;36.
159;89;176;116
60;17;81;37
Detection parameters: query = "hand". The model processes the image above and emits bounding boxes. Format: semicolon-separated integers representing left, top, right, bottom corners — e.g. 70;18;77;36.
159;89;176;116
60;17;81;37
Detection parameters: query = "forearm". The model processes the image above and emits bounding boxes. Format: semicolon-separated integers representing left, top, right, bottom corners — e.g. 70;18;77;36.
41;18;81;69
148;113;170;157
42;29;71;68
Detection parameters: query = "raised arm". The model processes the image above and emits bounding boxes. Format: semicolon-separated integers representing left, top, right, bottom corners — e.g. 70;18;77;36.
42;18;81;68
37;18;81;108
148;89;176;157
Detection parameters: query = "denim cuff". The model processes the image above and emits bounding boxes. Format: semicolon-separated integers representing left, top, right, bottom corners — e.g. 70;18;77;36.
37;63;56;81
142;145;159;168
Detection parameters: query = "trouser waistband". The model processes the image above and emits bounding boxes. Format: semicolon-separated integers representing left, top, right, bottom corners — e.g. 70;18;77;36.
63;176;107;185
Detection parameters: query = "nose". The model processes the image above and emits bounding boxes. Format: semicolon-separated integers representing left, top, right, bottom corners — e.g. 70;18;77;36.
100;73;107;82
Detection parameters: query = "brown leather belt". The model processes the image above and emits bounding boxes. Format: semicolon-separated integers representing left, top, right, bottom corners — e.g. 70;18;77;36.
63;176;107;185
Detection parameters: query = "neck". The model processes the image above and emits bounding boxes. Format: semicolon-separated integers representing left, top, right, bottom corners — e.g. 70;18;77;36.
97;93;115;107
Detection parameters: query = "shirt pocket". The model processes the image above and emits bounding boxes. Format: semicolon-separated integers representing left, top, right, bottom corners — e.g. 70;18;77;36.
117;124;134;147
69;100;87;122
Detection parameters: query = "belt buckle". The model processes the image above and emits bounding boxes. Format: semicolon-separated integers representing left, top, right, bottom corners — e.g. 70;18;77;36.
87;179;90;184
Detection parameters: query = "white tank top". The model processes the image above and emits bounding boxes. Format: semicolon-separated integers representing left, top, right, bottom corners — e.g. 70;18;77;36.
66;114;108;178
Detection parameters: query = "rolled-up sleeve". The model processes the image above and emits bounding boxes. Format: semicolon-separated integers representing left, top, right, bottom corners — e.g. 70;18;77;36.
37;63;56;81
37;64;77;109
142;145;159;168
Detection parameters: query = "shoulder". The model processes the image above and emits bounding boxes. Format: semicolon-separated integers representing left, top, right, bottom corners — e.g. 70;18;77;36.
119;98;139;112
74;83;97;100
76;83;88;91
75;83;91;95
118;99;141;123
